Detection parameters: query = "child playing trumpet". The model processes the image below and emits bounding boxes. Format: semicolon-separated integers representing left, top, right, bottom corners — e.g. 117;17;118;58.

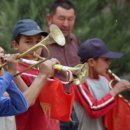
11;19;61;130
73;38;130;130
0;47;28;116
0;47;27;130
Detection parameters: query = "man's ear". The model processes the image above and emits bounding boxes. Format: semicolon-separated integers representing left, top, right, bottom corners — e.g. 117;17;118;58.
46;15;52;26
12;40;19;51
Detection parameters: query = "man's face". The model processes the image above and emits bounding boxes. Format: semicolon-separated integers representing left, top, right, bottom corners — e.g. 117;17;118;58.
47;6;76;37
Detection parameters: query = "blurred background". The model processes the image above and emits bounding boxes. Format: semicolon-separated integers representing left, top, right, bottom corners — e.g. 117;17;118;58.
0;0;130;78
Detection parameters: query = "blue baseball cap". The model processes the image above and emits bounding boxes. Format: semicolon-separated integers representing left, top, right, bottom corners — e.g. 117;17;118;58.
12;19;48;40
78;38;123;63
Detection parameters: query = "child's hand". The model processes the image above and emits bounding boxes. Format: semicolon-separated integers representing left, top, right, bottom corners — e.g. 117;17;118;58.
38;58;60;78
115;79;130;90
110;79;130;96
5;54;19;75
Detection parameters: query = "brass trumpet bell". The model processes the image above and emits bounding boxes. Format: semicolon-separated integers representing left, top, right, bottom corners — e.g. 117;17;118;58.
15;24;65;76
49;24;65;46
17;24;65;59
0;24;66;76
54;63;89;85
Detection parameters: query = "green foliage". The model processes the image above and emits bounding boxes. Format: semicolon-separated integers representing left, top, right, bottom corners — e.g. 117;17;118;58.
0;0;130;75
0;0;51;52
73;0;130;76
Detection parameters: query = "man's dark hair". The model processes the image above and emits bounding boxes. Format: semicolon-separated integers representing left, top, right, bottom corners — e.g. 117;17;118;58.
48;0;76;16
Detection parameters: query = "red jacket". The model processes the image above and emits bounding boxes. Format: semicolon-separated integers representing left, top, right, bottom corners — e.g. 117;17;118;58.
73;79;117;118
15;63;60;130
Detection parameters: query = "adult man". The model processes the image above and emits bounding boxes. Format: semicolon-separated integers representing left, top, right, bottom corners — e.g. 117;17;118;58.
41;0;80;129
41;0;80;80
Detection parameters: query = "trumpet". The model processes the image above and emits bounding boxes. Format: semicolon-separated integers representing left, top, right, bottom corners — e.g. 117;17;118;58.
54;63;89;85
107;69;121;87
107;69;121;82
20;58;89;85
0;24;65;75
17;24;65;59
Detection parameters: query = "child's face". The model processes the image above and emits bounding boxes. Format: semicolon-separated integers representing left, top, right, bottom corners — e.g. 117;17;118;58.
13;34;43;60
89;57;111;77
0;47;5;64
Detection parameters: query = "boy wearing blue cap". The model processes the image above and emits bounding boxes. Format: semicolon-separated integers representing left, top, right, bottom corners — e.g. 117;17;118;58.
73;38;130;130
11;19;60;130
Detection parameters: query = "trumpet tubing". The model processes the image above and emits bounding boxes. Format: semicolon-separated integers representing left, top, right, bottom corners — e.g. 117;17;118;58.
20;59;89;85
53;64;81;72
107;69;121;82
17;43;49;59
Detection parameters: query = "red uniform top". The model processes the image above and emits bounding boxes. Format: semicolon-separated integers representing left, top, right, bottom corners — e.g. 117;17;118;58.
73;75;117;118
15;63;60;130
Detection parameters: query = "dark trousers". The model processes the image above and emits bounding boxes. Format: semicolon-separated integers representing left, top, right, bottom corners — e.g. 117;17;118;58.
60;108;79;130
